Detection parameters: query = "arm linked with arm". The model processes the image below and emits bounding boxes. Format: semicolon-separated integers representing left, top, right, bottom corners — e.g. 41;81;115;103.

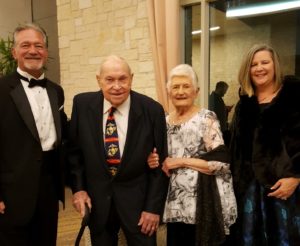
138;104;169;235
144;104;169;214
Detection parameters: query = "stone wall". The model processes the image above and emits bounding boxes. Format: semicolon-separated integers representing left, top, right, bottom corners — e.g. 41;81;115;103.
0;0;31;38
33;0;61;84
56;0;156;116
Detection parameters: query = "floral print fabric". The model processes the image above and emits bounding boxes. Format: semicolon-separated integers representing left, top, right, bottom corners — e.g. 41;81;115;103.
163;109;237;234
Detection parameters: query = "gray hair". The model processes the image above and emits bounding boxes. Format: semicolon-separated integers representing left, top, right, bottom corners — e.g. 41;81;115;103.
166;64;199;92
13;23;48;48
97;55;132;76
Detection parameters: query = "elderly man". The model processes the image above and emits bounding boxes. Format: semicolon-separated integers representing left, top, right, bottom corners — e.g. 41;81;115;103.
68;55;168;246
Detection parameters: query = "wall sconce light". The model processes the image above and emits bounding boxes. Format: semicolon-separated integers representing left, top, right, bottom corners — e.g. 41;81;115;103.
192;26;220;35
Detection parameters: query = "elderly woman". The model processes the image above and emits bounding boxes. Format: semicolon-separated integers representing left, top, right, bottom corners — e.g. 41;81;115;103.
230;44;300;245
148;64;237;246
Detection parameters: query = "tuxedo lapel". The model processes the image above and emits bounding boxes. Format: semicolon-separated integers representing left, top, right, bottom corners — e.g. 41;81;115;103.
10;82;40;143
47;84;61;145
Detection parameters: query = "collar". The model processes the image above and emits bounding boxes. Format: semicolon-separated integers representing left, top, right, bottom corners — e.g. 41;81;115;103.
103;95;131;115
17;67;45;80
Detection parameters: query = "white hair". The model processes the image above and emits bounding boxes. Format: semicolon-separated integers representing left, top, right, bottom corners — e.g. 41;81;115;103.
166;64;199;92
96;55;132;76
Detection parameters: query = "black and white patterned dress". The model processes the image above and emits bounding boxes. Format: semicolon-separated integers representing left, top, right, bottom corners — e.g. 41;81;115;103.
163;109;237;234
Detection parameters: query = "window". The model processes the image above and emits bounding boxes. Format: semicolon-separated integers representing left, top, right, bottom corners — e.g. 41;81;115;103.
182;0;300;123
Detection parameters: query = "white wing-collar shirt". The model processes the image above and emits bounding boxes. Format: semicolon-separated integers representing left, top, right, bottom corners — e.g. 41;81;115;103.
18;67;57;151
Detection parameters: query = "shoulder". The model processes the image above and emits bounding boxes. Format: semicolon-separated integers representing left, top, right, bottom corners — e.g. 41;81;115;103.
237;94;260;119
131;90;159;104
73;91;101;103
131;90;164;112
47;79;64;95
194;109;220;128
0;74;16;103
269;75;300;114
200;108;218;120
0;75;9;89
283;75;300;85
0;72;19;88
279;75;300;102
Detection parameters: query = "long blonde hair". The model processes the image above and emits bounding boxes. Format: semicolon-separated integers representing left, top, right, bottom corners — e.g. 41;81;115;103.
238;44;282;97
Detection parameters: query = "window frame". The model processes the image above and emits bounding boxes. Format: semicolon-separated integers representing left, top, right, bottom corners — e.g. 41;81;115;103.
180;0;211;108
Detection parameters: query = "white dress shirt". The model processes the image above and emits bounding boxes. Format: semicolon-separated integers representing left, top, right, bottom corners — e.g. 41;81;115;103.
18;67;57;151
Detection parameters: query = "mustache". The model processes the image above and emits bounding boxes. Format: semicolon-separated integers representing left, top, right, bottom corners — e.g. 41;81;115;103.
25;57;42;59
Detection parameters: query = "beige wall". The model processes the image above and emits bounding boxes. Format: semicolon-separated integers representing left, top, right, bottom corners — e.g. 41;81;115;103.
56;0;157;116
0;0;60;84
32;0;61;84
0;0;31;38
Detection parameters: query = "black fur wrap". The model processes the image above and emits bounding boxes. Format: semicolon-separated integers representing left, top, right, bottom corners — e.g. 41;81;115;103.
230;75;300;199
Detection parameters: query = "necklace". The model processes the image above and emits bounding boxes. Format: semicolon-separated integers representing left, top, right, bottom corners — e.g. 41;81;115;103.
257;87;281;103
258;94;273;103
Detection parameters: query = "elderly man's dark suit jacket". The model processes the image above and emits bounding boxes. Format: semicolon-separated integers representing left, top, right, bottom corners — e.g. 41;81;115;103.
69;90;169;234
0;72;66;226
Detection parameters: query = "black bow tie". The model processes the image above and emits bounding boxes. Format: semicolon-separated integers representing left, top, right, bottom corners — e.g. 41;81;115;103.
18;73;47;88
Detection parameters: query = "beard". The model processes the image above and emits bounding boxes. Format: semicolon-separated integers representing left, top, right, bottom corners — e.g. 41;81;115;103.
23;60;45;71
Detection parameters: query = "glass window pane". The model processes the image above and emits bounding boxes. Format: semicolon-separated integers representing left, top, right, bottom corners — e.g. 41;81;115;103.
184;4;201;67
184;4;201;105
209;0;300;125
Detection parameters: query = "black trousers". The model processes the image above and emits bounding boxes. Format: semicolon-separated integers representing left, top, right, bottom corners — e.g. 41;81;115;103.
167;222;233;246
167;222;196;246
90;200;157;246
0;151;59;246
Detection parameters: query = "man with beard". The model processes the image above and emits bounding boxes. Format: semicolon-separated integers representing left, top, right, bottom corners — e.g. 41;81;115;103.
0;23;67;246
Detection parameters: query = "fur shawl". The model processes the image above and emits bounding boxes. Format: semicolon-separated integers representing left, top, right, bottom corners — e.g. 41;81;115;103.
230;76;300;198
196;145;231;246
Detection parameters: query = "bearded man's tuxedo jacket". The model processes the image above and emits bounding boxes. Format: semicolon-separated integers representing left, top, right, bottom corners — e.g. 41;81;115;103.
0;71;67;226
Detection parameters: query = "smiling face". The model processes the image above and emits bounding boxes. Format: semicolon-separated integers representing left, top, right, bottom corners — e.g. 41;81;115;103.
12;29;48;78
97;58;133;107
250;50;275;89
169;75;198;110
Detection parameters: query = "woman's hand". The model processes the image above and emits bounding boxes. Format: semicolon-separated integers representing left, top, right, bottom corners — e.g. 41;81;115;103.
147;148;160;169
267;177;300;200
162;157;212;176
163;157;184;169
161;157;184;177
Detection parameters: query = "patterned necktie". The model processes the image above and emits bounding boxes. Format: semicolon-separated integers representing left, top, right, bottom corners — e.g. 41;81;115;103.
105;107;121;176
